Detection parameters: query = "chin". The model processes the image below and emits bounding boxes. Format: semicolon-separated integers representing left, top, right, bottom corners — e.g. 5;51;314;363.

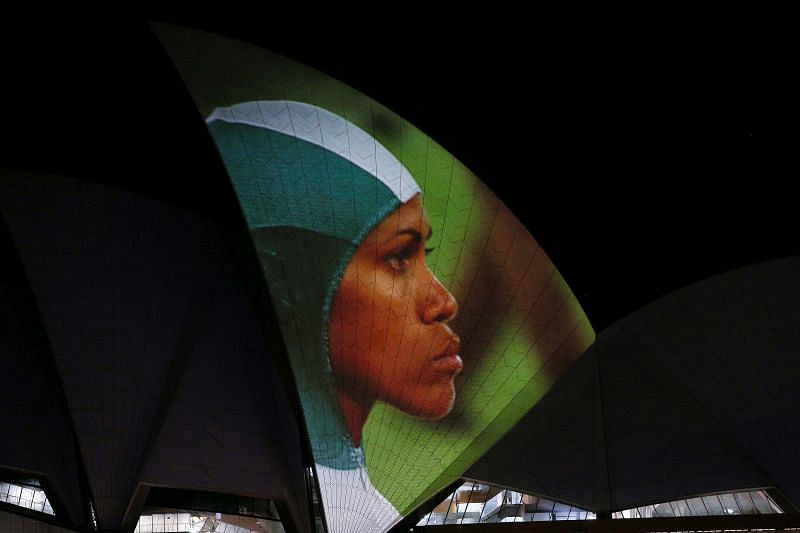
410;384;457;420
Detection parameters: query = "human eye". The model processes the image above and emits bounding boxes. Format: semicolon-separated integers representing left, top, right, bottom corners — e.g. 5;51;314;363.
385;244;416;273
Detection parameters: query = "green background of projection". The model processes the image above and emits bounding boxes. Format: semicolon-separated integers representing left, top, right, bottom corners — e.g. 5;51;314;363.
155;23;595;515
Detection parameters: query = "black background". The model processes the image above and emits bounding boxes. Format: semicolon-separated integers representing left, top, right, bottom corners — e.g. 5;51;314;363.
2;6;797;330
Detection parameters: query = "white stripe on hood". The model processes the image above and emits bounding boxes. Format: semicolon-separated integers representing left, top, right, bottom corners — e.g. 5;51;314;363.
208;100;420;203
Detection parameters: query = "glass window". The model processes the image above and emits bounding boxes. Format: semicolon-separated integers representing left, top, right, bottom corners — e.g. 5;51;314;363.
423;483;783;526
701;494;724;515
686;496;707;516
422;480;594;525
734;491;756;514
654;501;675;517
750;490;777;514
0;480;53;515
552;501;572;520
718;492;738;514
620;490;782;519
671;499;692;517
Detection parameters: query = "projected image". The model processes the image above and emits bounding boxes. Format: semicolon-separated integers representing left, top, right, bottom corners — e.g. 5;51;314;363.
206;100;459;529
157;24;595;533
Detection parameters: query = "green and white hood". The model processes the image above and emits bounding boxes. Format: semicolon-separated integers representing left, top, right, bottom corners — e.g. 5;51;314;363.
207;100;420;470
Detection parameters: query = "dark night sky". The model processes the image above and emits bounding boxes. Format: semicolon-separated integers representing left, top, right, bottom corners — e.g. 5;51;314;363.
1;6;797;330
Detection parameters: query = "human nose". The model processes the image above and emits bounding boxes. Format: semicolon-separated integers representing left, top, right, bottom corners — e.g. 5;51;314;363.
419;268;458;324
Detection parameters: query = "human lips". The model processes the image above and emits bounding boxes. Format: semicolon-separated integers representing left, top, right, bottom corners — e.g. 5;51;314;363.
433;334;463;374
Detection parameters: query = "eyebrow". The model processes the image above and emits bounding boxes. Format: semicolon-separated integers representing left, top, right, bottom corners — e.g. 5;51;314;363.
381;226;433;246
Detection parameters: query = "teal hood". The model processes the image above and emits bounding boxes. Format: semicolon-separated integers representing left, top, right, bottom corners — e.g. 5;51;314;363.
207;101;420;469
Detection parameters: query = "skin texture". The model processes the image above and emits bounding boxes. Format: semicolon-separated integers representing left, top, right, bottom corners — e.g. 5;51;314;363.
328;195;461;446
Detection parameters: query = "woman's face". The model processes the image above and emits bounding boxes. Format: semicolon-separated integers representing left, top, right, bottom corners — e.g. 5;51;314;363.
328;195;461;420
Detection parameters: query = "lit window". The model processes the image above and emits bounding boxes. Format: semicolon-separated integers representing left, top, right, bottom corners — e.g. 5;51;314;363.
417;480;595;526
0;481;54;515
613;490;782;518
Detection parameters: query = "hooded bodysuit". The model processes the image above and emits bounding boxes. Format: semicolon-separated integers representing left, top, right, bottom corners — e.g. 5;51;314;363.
206;100;420;532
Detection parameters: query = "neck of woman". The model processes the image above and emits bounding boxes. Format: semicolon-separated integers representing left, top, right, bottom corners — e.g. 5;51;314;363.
336;388;374;447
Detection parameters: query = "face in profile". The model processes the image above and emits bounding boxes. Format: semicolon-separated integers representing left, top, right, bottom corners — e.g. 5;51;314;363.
328;195;461;441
